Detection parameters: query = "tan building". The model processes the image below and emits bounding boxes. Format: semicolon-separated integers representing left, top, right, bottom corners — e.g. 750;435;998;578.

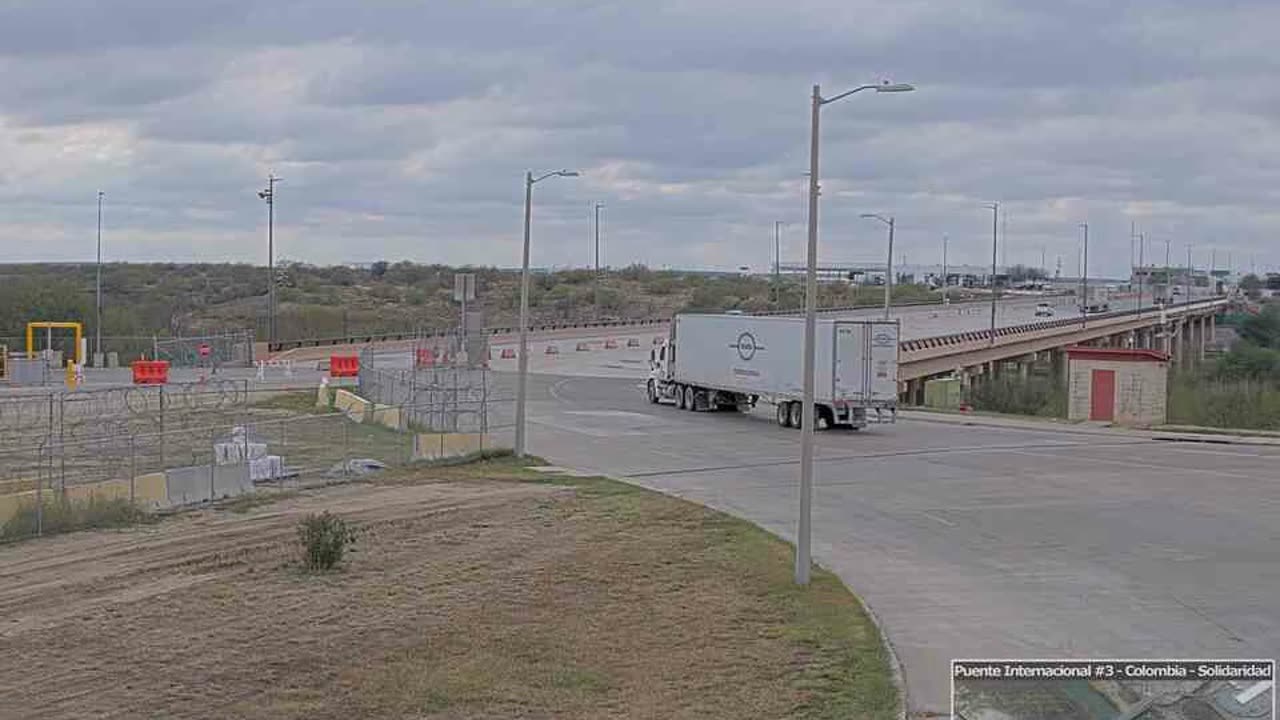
1066;347;1170;426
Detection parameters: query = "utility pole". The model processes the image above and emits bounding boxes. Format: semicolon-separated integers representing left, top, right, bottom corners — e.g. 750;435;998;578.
988;202;999;344
258;174;279;346
95;190;104;360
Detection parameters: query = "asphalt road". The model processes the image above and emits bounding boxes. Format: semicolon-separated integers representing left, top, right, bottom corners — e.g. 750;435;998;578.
518;371;1280;716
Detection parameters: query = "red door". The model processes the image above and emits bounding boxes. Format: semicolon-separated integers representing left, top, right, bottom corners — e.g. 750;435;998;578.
1090;369;1116;421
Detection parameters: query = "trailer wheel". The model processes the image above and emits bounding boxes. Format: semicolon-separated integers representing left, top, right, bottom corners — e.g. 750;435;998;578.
776;402;791;427
646;380;659;404
683;385;697;411
787;401;803;429
676;384;688;410
818;405;834;430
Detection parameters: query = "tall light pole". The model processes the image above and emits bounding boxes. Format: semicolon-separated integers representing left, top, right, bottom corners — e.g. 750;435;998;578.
859;213;896;320
1137;232;1146;316
1186;244;1193;300
1165;238;1172;303
987;202;999;343
1080;222;1089;325
773;220;786;303
258;174;279;345
515;169;580;458
942;234;950;306
95;190;104;360
593;201;605;316
797;80;914;586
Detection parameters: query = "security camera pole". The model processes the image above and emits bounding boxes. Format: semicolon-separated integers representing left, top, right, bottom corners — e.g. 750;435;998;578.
95;190;104;360
515;169;580;458
797;80;914;586
258;174;279;346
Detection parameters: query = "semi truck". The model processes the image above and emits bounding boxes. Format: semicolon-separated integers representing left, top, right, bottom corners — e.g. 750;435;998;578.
646;313;899;429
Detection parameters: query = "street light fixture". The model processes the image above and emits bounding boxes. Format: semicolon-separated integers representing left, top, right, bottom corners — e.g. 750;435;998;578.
515;169;580;458
797;80;914;586
859;213;896;320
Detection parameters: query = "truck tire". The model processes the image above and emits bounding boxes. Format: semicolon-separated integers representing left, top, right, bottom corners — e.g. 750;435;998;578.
676;384;688;410
776;402;791;427
683;385;696;411
787;401;803;429
646;380;658;404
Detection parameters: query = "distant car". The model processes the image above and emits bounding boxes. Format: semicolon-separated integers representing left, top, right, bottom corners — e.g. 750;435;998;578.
1035;302;1054;317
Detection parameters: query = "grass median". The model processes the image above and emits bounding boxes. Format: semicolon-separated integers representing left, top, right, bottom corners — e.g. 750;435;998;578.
0;456;898;719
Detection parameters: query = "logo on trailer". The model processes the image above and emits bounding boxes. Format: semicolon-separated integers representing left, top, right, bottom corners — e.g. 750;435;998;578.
731;332;765;361
872;331;895;347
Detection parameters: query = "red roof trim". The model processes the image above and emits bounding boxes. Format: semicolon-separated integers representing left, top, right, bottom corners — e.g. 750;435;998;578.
1065;346;1170;362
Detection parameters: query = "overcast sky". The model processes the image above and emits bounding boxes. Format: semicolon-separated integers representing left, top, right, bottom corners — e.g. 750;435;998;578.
2;1;1278;276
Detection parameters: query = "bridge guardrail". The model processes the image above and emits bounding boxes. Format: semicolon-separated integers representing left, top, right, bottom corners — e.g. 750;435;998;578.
898;297;1228;356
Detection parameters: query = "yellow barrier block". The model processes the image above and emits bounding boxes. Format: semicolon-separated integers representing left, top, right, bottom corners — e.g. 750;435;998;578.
370;404;402;430
333;389;371;422
414;433;484;460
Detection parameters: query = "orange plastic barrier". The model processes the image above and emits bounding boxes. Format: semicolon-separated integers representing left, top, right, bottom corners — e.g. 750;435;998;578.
627;338;641;348
500;348;516;359
415;348;436;368
604;339;618;349
545;344;560;355
575;342;590;352
330;354;360;378
131;360;170;385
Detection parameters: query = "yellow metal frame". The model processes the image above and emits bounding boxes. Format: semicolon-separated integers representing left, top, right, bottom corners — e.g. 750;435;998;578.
26;322;83;365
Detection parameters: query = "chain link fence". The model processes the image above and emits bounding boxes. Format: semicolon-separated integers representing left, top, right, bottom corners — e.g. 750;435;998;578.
0;377;514;542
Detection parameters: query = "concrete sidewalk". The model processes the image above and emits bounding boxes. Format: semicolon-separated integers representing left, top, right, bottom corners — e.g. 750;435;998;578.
899;408;1280;446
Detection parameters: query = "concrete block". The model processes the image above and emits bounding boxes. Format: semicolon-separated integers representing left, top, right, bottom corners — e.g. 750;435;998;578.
92;352;105;368
413;433;484;461
333;389;371;423
106;351;119;368
164;464;252;506
370;404;402;430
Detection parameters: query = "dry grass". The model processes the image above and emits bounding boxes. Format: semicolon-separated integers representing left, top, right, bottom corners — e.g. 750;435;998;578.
0;458;897;719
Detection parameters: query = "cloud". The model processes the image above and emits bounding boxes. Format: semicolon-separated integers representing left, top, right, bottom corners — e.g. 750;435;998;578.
0;0;1278;275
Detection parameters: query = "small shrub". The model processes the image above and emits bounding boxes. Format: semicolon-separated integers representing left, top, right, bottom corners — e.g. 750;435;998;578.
297;511;355;571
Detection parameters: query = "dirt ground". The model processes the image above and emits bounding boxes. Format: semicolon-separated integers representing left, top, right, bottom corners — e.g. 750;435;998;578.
0;461;895;719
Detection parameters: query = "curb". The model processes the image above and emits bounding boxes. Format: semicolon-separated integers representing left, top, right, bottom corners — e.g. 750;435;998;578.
898;410;1280;447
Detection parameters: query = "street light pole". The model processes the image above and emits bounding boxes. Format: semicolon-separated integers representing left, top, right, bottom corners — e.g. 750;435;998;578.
773;220;786;303
859;214;896;320
942;234;950;306
95;190;104;360
515;169;580;458
988;202;999;343
258;174;279;345
1138;232;1146;316
1080;222;1089;325
797;80;914;586
593;201;604;315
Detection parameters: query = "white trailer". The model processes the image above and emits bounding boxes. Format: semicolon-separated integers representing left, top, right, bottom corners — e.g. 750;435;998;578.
646;314;899;429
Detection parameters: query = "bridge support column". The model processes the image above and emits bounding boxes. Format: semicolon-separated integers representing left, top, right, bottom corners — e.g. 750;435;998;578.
1174;320;1184;366
1196;316;1207;363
